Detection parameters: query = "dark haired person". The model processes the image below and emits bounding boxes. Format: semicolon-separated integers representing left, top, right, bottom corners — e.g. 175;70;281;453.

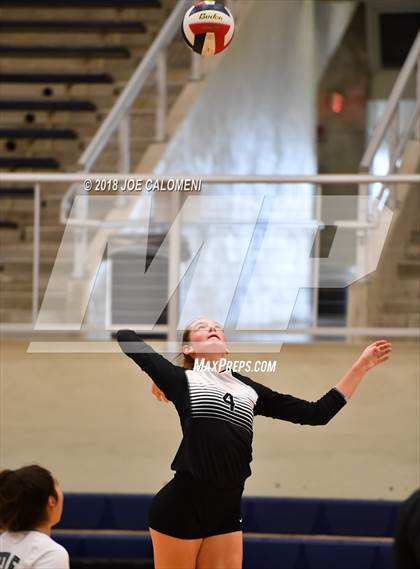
0;465;69;568
117;318;392;569
394;487;420;568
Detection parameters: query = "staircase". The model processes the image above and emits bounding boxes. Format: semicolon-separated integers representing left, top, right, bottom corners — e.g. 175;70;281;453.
380;183;420;329
0;0;196;325
0;1;252;329
348;140;420;331
0;0;185;172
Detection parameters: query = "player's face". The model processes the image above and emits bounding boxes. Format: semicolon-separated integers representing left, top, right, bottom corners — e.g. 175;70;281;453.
187;318;227;354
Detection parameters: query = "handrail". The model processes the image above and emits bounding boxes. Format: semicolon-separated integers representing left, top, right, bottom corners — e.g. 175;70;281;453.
360;30;420;172
391;98;420;169
79;0;187;172
1;173;419;337
1;173;419;184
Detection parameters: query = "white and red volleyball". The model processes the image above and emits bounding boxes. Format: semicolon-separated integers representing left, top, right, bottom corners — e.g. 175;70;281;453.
182;1;235;56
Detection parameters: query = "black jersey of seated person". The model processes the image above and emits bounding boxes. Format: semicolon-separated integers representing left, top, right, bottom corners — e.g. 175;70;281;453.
117;330;347;488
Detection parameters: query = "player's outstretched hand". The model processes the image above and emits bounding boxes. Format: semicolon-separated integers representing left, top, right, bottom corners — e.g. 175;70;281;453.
358;340;392;372
152;382;168;403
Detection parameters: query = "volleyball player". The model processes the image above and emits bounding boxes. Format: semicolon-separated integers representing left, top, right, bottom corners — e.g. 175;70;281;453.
394;487;420;568
0;465;69;569
117;318;392;569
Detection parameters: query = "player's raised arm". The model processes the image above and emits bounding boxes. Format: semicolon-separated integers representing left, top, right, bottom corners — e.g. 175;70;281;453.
334;340;392;399
116;329;186;403
252;340;392;425
253;382;347;426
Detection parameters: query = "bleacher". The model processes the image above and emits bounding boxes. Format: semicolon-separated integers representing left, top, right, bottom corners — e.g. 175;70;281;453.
0;0;191;323
52;493;397;569
0;0;169;172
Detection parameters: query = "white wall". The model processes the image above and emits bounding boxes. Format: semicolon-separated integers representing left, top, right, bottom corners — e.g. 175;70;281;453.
2;340;418;500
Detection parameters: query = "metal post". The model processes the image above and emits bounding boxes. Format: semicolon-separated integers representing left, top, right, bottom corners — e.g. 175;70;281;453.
416;58;420;139
167;190;181;344
190;51;202;81
118;112;131;173
156;50;167;142
388;110;399;169
388;111;399;209
73;191;89;279
356;182;369;280
311;185;322;328
32;184;41;324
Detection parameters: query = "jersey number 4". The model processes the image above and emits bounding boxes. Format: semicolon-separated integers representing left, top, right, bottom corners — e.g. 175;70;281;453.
223;392;235;411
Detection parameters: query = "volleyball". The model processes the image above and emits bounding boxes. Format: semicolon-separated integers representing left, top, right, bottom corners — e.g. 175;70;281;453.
182;1;235;57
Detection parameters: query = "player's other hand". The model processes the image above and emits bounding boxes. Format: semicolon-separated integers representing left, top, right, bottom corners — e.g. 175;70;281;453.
358;340;392;372
152;382;168;403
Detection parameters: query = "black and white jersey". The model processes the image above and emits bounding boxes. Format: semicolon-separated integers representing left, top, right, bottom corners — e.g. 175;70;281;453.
187;368;257;434
117;330;347;488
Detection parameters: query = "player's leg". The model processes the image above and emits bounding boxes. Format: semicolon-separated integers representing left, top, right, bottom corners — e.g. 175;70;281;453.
196;531;243;569
149;527;202;569
148;473;203;568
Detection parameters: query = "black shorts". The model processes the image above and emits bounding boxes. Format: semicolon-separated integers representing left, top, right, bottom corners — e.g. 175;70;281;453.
148;471;244;539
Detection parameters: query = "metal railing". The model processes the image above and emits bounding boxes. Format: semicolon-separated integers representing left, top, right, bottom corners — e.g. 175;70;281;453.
80;0;187;173
1;173;419;339
360;30;420;174
78;0;240;173
57;0;242;234
354;31;420;287
358;30;420;225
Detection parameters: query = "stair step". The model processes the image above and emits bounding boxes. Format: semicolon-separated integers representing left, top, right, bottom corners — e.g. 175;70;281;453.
0;72;114;84
0;187;34;197
0;56;146;74
0;99;96;111
1;109;154;132
379;314;408;327
8;140;81;156
0;228;64;246
0;257;71;269
398;261;420;278
410;229;420;244
0;231;22;244
0;0;161;6
0;10;164;26
25;225;65;242
0;308;33;323
0;287;67;310
0;128;78;139
2;201;60;213
0;222;20;233
0;241;62;256
0;270;56;289
408;314;420;327
0;156;59;169
1;290;35;310
0;84;115;100
4;112;104;126
0;20;146;33
406;243;420;259
384;301;420;314
0;45;130;58
383;286;420;301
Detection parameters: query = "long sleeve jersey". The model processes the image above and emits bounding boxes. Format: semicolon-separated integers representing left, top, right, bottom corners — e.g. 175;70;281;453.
117;330;347;488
